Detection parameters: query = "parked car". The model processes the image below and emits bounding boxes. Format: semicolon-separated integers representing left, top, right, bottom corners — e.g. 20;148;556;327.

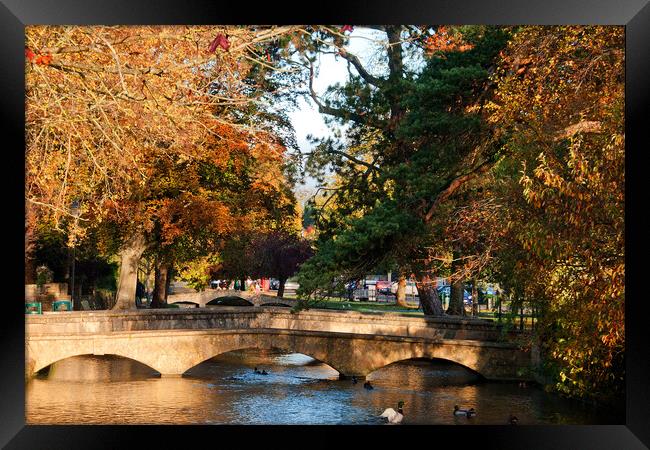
437;285;473;304
376;280;392;295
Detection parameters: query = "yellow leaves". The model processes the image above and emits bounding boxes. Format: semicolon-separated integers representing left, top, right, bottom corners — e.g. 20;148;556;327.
493;47;624;394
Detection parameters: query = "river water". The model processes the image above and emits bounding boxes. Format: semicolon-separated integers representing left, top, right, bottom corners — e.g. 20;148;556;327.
26;350;621;425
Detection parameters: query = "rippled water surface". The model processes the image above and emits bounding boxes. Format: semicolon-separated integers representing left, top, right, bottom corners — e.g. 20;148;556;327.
26;351;621;425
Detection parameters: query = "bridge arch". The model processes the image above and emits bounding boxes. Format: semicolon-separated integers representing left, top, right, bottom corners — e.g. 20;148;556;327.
206;297;254;307
357;342;491;377
366;356;484;379
30;348;163;377
184;345;341;376
179;336;346;376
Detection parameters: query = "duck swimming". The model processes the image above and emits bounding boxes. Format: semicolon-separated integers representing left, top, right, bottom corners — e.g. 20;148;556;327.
254;367;261;374
454;405;476;418
352;376;358;385
363;381;374;390
380;401;404;424
261;370;268;375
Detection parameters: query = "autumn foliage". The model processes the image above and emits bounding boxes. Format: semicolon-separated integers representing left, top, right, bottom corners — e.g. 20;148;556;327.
25;25;305;307
425;26;474;55
481;26;625;402
24;25;625;403
295;25;624;403
25;25;302;235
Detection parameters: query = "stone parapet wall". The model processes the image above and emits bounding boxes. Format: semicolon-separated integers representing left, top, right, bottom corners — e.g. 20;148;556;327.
26;307;519;342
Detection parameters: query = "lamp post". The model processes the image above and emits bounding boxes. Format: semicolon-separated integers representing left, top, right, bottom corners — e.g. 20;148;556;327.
70;201;81;311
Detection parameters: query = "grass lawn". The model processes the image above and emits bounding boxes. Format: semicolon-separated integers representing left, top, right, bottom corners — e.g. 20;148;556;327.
279;292;537;327
297;297;424;315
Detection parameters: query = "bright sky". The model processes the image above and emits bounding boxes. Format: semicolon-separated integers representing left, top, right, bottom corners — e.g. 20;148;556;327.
288;27;388;204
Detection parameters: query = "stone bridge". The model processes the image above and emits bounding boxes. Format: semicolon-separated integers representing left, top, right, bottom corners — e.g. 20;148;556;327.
25;308;532;381
167;289;297;308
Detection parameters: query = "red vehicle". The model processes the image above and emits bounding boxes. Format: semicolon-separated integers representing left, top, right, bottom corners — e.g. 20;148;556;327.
375;280;392;294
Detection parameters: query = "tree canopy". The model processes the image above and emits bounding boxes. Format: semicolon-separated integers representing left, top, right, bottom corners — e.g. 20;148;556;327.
292;25;624;402
25;25;306;308
296;26;511;315
24;25;625;403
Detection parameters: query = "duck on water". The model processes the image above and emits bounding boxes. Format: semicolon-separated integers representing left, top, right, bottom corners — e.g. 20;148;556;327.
380;401;405;424
454;405;476;418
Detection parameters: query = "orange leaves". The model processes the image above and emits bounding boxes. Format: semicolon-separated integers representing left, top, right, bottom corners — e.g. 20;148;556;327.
25;47;52;65
157;194;234;246
25;25;303;233
425;26;474;55
34;54;53;65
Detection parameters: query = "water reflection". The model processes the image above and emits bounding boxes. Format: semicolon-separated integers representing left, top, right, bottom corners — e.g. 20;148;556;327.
26;351;621;425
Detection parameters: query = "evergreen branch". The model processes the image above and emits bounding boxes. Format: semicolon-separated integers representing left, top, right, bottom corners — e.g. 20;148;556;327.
308;62;386;129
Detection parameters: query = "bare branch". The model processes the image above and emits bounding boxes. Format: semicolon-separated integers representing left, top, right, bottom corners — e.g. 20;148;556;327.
554;120;602;141
26;198;90;222
424;159;494;223
48;60;165;77
337;47;384;87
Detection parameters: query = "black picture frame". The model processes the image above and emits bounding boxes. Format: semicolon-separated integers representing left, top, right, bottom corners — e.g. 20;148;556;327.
2;0;648;448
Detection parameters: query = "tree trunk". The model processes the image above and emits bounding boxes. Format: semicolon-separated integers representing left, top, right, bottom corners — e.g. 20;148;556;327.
165;266;173;301
25;212;37;284
497;292;502;322
150;263;169;309
448;279;466;316
471;279;479;316
395;275;408;307
240;278;246;291
447;245;466;316
277;277;287;298
385;25;405;126
415;274;444;316
112;232;147;310
395;274;419;309
141;256;154;300
25;255;37;284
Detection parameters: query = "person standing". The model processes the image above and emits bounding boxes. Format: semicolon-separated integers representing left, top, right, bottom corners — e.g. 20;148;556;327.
136;280;146;308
